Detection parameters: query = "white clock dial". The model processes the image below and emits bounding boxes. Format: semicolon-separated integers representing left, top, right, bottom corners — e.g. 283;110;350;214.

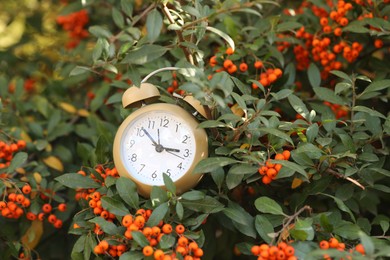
120;110;196;186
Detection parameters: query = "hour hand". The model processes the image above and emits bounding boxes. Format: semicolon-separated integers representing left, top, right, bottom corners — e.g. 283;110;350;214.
163;147;180;153
141;128;158;146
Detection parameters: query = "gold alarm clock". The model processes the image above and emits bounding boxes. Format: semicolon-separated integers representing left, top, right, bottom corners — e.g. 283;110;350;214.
113;82;208;197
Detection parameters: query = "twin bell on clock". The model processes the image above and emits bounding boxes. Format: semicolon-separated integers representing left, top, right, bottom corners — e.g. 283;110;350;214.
113;82;208;197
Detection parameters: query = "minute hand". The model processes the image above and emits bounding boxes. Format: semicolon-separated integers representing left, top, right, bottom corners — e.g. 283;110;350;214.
141;127;158;146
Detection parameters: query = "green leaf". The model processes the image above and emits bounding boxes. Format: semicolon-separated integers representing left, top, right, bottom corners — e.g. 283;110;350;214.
181;196;224;213
6;152;27;174
308;63;321;87
116;177;139;209
206;26;235;51
277;21;303;32
69;66;93;76
181;190;206;201
228;164;258;175
193;157;238;173
146;202;168;227
176;201;184;220
119;251;144;260
359;79;390;99
146;9;163;43
100;197;130;216
159;235;176;249
89;217;118;235
198;120;226;128
163;173;176;195
55;173;101;189
255;215;274;243
334;222;361;239
321;193;356;222
254;196;286;216
352;106;386;119
112;7;124;28
122;45;168;64
270;159;308;178
291;218;314;241
223;205;249;225
258;127;294;145
288;94;310;120
131;231;150;247
330;70;352;82
89;25;113;38
313;87;345;105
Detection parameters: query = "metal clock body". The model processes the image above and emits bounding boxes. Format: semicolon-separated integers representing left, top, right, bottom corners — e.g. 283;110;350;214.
113;103;208;197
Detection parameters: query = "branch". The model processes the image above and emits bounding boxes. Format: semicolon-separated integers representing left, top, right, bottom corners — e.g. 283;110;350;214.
326;168;365;190
161;4;194;65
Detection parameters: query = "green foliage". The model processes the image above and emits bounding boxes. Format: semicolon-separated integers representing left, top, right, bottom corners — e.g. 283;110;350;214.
0;0;389;259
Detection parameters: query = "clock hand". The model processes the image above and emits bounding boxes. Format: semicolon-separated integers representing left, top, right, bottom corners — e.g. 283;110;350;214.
157;129;161;145
163;147;180;153
166;149;184;159
141;127;160;148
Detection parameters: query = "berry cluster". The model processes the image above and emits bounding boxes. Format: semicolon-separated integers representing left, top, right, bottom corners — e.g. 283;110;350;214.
318;237;365;259
279;0;387;81
0;140;26;167
91;207;204;259
56;9;89;49
323;101;348;119
258;150;291;185
250;242;297;260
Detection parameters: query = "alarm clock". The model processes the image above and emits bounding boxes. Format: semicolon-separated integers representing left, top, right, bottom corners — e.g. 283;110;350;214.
113;83;208;197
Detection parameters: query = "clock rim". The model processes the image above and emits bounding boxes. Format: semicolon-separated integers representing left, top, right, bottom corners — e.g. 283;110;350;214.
113;103;208;197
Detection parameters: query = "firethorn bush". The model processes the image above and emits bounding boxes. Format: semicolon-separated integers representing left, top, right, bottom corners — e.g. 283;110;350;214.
0;0;389;259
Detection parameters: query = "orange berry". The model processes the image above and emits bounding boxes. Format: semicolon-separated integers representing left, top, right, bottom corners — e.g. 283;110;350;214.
269;246;279;256
262;175;272;184
58;203;67;212
227;64;237;74
266;160;275;168
374;39;383;49
277;250;286;260
329;237;339;248
284;246;294;256
209;55;218;66
275;164;282;172
22;184;32;194
282;150;291;160
122;214;133;227
16;194;25;204
0;201;6;209
268;73;277;83
8;193;16;202
162;223;173;234
258;166;268;175
278;242;288;251
175;224;185;234
275;153;285;161
334;27;342;36
254;60;263;69
143;227;153;237
355;244;365;255
152;226;161;237
260;78;269;87
178;236;189;247
266;168;278;179
143;245;154;256
226;47;234;55
339;17;349;26
193;248;204;257
320;17;328;26
94;245;104;254
134;215;145;228
223;59;233;69
99;240;109;250
274;68;283;77
48;214;57;223
154;249;165;260
319;240;329;249
287;257;298;260
42;203;52;213
239;62;248;72
189;241;199;251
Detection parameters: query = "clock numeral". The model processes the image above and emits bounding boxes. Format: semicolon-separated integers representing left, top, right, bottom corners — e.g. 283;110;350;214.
148;120;155;129
176;123;181;132
136;128;145;137
131;154;137;162
152;171;157;179
177;163;183;170
138;164;145;173
129;140;135;148
182;135;189;144
160;118;169;128
184;149;190;158
165;169;172;177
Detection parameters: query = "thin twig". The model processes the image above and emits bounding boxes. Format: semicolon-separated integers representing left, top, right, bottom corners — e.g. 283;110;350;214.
161;4;194;65
326;168;365;190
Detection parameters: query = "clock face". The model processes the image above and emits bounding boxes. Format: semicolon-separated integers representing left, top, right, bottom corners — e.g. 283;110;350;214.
119;110;196;186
